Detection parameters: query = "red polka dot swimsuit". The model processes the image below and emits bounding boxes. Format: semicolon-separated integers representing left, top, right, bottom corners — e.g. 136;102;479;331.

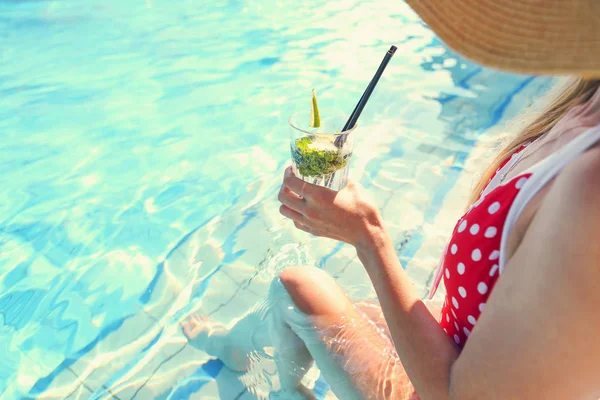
427;100;600;349
430;145;532;348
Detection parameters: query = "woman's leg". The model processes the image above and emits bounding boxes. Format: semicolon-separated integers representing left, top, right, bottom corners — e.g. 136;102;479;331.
182;311;271;372
183;266;428;399
353;298;442;345
275;266;417;400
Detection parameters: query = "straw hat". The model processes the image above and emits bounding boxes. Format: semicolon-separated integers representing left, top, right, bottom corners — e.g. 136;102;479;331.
405;0;600;76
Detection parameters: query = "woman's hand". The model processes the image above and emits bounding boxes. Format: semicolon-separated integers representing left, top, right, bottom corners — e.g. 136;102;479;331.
277;166;384;248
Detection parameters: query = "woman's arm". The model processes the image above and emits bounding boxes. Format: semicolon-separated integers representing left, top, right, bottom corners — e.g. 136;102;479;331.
279;148;600;399
279;168;458;398
355;227;460;399
357;148;600;399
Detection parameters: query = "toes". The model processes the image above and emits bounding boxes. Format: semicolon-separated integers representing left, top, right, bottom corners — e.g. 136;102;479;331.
190;314;202;323
193;314;210;323
181;316;201;338
181;314;222;339
181;322;195;338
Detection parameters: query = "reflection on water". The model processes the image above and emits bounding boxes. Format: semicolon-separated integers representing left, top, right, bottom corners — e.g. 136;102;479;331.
0;0;552;398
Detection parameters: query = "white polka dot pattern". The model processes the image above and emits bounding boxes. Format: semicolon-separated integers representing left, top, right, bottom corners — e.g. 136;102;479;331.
478;282;488;295
489;264;499;277
488;202;501;214
469;224;480;235
516;177;528;189
484;226;497;238
452;297;459;309
451;244;458;254
435;162;534;349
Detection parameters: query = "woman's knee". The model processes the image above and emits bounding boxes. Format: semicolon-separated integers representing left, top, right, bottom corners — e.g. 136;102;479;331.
279;266;353;318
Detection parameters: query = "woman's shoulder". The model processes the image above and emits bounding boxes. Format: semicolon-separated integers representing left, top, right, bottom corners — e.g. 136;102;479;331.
533;144;600;253
453;143;600;400
555;143;600;200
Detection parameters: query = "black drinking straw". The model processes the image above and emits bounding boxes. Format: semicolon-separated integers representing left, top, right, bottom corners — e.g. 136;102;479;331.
335;45;397;148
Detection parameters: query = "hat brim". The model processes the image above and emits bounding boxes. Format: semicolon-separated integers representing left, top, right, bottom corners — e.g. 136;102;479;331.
406;0;600;77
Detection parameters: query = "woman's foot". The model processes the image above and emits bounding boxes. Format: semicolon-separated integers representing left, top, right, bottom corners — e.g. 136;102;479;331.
181;314;250;372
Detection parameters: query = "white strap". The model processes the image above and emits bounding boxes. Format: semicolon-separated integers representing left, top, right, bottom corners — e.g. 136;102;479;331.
499;125;600;274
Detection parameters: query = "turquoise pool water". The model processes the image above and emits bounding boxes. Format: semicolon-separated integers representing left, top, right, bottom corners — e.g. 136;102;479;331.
0;0;551;398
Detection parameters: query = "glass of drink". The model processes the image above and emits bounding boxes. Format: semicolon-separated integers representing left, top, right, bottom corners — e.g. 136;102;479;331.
288;111;356;191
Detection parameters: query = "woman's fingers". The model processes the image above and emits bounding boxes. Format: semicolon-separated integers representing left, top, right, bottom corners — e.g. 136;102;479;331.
295;221;326;237
278;185;305;213
294;221;311;233
279;204;305;223
283;166;314;199
282;207;332;238
280;205;323;236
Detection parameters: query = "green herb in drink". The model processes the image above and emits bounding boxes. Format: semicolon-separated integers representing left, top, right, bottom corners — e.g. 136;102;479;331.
291;135;350;177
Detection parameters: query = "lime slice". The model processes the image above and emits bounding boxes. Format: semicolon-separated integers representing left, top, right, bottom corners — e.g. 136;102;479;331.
310;89;321;128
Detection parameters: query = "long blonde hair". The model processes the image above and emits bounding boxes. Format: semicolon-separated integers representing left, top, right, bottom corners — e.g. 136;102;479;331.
468;78;600;207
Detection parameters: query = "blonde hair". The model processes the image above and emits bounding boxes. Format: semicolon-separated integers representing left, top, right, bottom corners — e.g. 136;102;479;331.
468;78;600;207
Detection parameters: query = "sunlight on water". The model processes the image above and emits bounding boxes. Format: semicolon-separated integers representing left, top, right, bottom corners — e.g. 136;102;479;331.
0;0;552;398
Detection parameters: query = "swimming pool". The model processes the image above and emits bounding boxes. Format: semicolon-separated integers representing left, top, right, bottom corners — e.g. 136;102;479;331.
0;0;552;398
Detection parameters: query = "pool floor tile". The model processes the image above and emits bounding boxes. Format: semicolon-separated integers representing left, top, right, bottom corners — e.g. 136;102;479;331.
186;379;221;399
143;242;227;321
67;312;160;392
229;215;271;267
203;274;265;324
24;367;86;400
64;383;95;400
171;360;246;400
111;339;214;399
235;391;256;400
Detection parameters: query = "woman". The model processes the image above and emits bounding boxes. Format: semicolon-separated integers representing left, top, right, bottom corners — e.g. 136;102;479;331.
183;1;600;398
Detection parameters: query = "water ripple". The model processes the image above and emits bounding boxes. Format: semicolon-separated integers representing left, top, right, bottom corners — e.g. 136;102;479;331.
0;0;553;398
